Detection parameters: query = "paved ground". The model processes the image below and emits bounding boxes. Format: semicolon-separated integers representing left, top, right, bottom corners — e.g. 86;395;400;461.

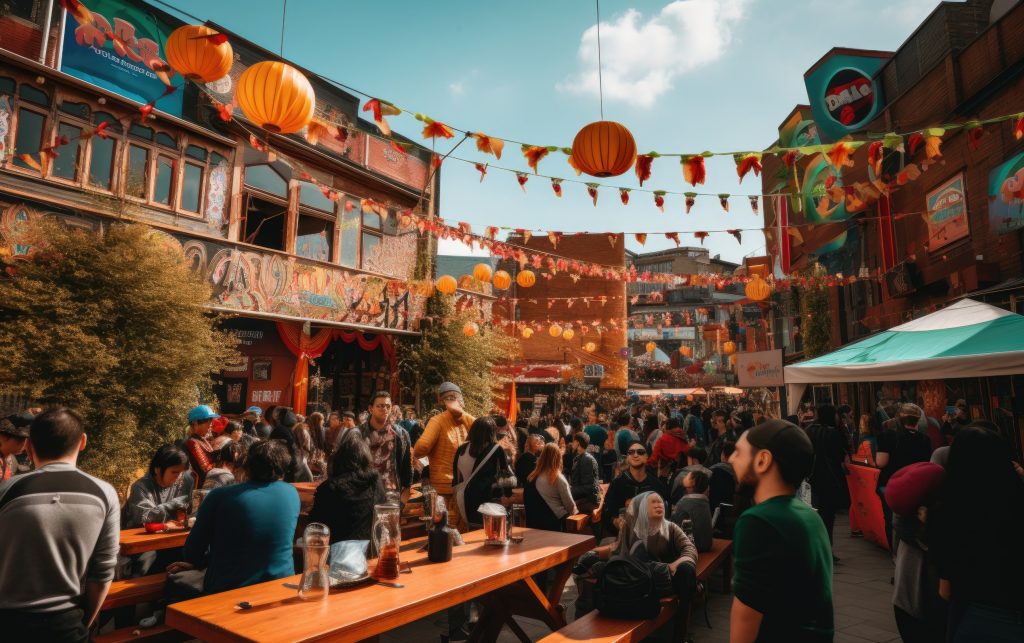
383;515;901;643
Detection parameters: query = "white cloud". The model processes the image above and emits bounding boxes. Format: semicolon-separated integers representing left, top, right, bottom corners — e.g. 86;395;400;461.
449;81;465;97
557;0;750;109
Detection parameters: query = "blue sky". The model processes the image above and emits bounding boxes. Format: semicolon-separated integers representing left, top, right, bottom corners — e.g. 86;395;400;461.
168;0;945;263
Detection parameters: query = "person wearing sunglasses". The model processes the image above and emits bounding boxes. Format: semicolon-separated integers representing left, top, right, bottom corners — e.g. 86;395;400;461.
600;440;669;541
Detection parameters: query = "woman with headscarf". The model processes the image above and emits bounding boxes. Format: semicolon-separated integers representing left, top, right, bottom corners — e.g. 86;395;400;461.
615;490;699;606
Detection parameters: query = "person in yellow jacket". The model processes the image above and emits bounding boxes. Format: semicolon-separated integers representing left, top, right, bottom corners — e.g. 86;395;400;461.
413;382;474;528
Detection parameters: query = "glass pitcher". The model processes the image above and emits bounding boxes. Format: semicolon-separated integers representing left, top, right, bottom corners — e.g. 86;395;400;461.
371;502;401;581
299;522;331;600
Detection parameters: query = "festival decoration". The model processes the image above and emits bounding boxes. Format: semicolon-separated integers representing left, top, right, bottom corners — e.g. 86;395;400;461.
522;145;550;173
435;274;457;295
362;98;401;136
635;153;655;186
551;178;563;197
745;274;771;301
586;183;599;206
492;270;512;290
620;188;630;205
749;196;759;215
165;25;232;83
516;270;536;288
562;328;575;341
685;193;696;214
654;191;666;212
521;327;534;339
734;153;762;183
726;229;742;244
463;321;479;337
472;263;492;283
584;341;597;353
681;154;707;186
645;341;657;353
679;345;693;358
420;117;455;140
723;341;737;354
473;132;504;159
549;323;563;338
570;121;637;177
236;61;315;134
516;172;528;192
719;194;730;212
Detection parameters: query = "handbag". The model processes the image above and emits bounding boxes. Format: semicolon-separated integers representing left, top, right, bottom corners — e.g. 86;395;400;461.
453;444;501;523
594;542;668;620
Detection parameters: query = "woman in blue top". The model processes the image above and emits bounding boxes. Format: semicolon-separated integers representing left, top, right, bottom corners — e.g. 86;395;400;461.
169;441;300;595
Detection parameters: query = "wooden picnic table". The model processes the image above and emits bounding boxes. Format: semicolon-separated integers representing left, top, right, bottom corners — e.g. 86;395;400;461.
119;528;188;556
166;527;594;643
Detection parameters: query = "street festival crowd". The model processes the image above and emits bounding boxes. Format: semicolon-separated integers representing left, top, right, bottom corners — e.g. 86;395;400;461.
1;386;1023;642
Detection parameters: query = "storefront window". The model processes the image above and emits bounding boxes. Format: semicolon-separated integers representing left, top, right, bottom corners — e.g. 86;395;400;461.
126;144;149;198
180;162;203;212
296;215;333;262
339;197;361;268
50;122;82;180
153;156;175;205
12;109;45;170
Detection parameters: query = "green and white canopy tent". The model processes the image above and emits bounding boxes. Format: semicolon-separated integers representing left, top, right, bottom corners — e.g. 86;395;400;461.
784;299;1024;409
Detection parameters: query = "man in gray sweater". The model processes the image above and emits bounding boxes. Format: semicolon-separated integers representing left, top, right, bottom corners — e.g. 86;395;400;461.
670;468;714;552
0;408;120;642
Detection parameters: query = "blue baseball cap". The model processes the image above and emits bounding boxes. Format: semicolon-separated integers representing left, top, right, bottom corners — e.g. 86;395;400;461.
187;405;220;423
245;405;263;416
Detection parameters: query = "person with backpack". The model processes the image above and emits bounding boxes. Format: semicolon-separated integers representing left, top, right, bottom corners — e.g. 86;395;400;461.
602;440;669;539
452;416;515;531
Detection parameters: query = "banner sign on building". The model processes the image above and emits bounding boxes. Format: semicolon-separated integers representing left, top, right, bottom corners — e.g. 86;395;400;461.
60;0;184;116
804;51;889;142
988;151;1024;234
736;349;784;387
925;173;968;251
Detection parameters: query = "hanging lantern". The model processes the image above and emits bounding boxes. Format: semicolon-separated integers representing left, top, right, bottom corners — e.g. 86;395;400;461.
463;321;479;337
549;323;563;338
492;270;512;290
679;345;693;358
435;274;457;295
571;121;637;177
521;327;534;339
236;61;315;134
745;274;772;301
165;25;233;83
562;328;575;341
516;270;536;288
723;341;737;354
645;341;656;353
472;263;493;283
584;341;597;352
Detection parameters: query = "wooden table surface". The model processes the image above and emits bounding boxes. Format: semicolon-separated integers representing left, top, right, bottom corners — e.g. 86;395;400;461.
119;528;189;556
166;527;594;643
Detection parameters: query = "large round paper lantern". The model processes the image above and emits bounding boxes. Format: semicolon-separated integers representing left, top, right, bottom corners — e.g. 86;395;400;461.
165;25;233;83
516;270;536;288
570;121;637;178
645;341;656;353
679;345;693;358
549;323;563;338
435;274;457;295
472;263;493;283
723;341;737;354
492;270;512;290
521;327;534;339
236;61;315;134
584;341;597;352
463;321;479;337
562;328;575;341
745;274;772;301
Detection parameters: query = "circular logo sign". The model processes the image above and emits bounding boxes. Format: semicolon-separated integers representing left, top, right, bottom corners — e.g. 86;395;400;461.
823;68;875;128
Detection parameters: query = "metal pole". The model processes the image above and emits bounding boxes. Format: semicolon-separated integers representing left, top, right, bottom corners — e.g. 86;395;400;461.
38;0;55;65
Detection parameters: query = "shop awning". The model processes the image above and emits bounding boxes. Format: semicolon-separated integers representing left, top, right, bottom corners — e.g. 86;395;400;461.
784;299;1024;384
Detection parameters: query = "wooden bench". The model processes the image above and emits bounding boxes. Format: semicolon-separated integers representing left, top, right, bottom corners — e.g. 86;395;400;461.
102;574;167;610
539;597;681;643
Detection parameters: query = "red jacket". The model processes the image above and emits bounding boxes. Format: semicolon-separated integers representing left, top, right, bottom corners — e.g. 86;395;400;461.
650;428;689;468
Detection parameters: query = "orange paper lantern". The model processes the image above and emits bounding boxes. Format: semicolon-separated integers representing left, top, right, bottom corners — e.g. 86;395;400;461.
570;121;637;178
492;270;512;290
745;274;772;301
584;341;597;352
165;25;233;83
645;341;656;353
724;341;737;354
516;270;536;288
521;327;534;339
435;275;457;295
549;323;563;338
562;328;575;341
236;61;315;134
679;345;693;358
472;263;493;283
463;321;479;337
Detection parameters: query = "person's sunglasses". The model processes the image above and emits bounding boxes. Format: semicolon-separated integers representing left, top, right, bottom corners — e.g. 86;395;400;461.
627;448;647;456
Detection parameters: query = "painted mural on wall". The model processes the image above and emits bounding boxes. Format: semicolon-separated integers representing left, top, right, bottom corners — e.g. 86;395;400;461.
0;202;426;331
989;151;1024;234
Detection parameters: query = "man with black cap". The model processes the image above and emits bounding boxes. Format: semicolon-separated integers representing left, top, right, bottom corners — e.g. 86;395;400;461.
413;382;474;528
0;414;30;481
728;419;834;642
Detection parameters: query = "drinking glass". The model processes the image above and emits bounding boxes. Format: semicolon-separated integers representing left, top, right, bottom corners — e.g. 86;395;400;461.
510;504;526;544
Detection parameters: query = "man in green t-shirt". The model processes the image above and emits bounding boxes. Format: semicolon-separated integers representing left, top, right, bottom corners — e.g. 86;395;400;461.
728;419;834;642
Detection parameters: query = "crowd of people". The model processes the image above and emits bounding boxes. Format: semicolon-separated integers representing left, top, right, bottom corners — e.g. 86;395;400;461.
0;386;1022;642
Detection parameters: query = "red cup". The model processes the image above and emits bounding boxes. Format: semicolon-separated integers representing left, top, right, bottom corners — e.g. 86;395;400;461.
144;522;165;533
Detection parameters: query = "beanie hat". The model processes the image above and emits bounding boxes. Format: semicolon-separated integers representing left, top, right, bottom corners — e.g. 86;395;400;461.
885;462;945;516
438;382;462;397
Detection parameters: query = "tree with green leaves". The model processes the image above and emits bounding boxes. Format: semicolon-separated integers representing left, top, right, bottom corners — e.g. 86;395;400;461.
0;218;237;494
399;293;517;417
798;264;833;358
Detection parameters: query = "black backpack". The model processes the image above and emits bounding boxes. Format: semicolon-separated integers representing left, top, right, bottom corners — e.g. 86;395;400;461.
594;543;671;619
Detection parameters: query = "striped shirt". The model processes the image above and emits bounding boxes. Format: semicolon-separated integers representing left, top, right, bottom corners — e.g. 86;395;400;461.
0;462;120;612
